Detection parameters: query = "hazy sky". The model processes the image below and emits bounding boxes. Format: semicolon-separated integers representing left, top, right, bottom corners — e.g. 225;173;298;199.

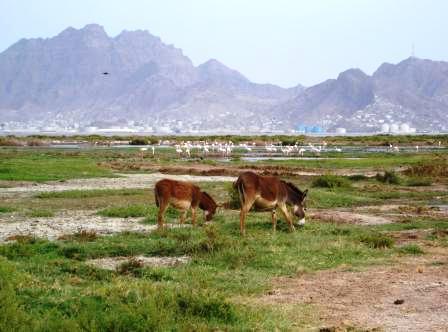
1;0;447;87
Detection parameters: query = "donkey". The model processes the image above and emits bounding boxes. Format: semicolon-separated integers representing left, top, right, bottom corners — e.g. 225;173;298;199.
234;171;308;235
154;179;217;228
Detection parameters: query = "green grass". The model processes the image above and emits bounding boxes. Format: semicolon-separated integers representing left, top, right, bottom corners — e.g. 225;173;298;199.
1;144;446;330
0;206;15;213
0;150;114;182
308;188;379;208
312;175;352;189
97;204;153;218
398;244;425;255
0;212;398;330
25;208;55;218
35;188;146;199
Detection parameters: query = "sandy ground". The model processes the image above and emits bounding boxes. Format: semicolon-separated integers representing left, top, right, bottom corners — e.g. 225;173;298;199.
309;210;393;225
0;172;236;196
86;255;190;270
259;254;448;331
0;210;176;243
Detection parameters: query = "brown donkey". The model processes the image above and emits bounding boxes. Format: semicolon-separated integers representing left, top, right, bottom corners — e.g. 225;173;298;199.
234;171;308;235
154;179;217;228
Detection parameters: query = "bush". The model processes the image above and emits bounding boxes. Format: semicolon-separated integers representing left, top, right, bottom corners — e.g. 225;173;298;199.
403;157;448;178
129;138;148;145
398;244;424;255
359;233;394;248
375;171;401;185
406;178;432;186
0;138;24;146
312;175;351;189
347;174;368;181
0;206;15;213
116;257;144;276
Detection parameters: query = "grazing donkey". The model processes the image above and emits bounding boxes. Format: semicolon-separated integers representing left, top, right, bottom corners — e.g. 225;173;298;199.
154;179;217;228
234;171;308;235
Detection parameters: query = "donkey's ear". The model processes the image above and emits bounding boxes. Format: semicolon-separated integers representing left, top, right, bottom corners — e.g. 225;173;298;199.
302;189;309;200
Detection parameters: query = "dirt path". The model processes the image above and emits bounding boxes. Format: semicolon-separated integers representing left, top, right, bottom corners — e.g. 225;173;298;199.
0;210;179;242
259;255;448;331
0;172;236;196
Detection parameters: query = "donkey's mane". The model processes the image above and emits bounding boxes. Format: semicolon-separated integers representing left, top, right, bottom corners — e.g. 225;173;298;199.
200;191;217;208
284;181;303;196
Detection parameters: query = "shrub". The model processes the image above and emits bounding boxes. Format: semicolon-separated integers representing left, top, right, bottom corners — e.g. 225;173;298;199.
359;233;394;248
403;157;448;177
27;139;48;146
0;206;15;213
129;138;148;145
375;171;401;185
406;178;432;186
312;175;351;189
116;257;144;276
0;138;24;146
348;174;368;181
399;244;424;255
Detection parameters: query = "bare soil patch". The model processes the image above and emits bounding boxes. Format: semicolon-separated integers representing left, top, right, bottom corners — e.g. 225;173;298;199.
259;256;448;331
309;210;393;225
0;172;236;196
86;255;190;271
102;162;380;178
0;210;166;242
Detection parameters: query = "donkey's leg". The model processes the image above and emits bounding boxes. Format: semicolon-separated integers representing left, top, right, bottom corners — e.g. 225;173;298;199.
191;207;197;226
278;203;295;232
271;209;277;232
179;210;187;225
239;199;255;236
157;201;169;228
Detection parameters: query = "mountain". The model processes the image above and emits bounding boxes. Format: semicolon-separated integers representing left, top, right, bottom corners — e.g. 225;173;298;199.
0;24;447;133
276;57;448;132
0;24;301;132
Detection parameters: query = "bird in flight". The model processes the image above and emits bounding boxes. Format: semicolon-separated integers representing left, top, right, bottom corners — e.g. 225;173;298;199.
102;72;109;75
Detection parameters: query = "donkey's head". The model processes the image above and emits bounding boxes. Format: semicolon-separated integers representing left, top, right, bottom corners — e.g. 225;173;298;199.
199;191;217;221
285;182;309;225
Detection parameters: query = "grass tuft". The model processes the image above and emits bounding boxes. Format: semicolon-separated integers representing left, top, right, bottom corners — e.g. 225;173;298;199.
58;230;98;242
375;171;401;185
312;175;351;189
398;244;424;255
359;233;394;249
406;178;432;186
26;209;54;218
0;206;15;213
116;257;144;276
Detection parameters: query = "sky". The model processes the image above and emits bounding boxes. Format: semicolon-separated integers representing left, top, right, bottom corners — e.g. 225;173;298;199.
1;0;447;87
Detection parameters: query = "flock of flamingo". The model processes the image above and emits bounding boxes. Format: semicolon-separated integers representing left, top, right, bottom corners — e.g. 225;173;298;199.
137;140;443;158
168;141;342;157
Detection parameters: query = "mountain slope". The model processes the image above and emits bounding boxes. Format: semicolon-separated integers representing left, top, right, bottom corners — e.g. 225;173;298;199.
0;24;300;132
0;24;447;133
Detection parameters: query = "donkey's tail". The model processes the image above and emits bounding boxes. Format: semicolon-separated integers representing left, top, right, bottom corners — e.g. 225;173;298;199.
234;177;245;204
154;186;160;207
